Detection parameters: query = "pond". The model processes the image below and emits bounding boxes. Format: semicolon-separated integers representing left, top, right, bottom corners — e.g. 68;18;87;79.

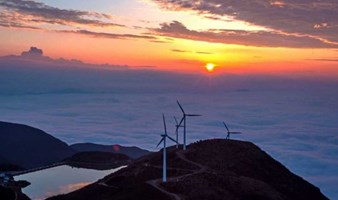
15;165;125;200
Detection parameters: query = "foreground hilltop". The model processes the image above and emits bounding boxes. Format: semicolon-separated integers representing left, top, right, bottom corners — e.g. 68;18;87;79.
48;139;328;200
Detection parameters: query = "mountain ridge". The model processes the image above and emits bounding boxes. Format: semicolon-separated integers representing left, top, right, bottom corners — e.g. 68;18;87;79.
70;143;150;159
47;139;328;200
0;121;76;169
0;121;149;170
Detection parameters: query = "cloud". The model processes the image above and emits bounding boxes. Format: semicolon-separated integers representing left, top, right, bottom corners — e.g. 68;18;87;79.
59;29;156;40
152;21;337;48
196;51;213;55
21;46;43;57
171;49;191;53
309;58;338;62
0;22;39;30
149;39;171;43
0;12;41;30
171;49;214;54
0;0;123;28
0;1;157;42
151;0;338;47
1;46;129;70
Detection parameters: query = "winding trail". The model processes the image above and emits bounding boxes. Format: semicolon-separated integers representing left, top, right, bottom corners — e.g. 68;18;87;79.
97;150;210;200
147;179;181;200
14;190;17;200
146;150;209;200
98;182;118;189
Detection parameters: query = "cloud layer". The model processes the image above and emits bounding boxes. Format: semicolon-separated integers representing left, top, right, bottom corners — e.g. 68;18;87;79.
152;0;338;47
1;47;129;69
153;21;337;48
2;0;338;48
59;29;156;40
0;0;122;28
0;0;154;41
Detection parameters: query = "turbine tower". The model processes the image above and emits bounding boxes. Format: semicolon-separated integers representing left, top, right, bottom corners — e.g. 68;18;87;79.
174;116;183;149
177;100;201;150
223;122;242;139
157;113;177;183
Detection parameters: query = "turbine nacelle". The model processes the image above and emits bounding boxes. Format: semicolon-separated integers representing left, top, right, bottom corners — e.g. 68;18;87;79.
223;121;242;139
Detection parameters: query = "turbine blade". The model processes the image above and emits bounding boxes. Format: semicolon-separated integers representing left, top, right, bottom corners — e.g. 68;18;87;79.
186;114;201;117
230;132;242;134
223;122;230;132
178;116;184;127
177;100;185;114
156;137;164;148
175;120;184;132
162;113;167;135
174;116;178;125
167;135;177;143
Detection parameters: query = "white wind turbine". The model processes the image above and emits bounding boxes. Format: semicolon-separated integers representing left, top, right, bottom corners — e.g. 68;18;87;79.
174;116;183;149
157;113;177;183
177;100;201;150
223;122;242;139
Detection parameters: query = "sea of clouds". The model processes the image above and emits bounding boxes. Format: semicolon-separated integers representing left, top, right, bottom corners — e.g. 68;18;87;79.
0;55;337;198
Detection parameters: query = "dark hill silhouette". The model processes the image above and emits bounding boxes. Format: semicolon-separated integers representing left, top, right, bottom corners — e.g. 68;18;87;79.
70;143;150;159
0;186;15;200
47;139;328;200
0;121;76;169
0;153;25;171
67;152;130;163
65;151;131;170
0;185;30;200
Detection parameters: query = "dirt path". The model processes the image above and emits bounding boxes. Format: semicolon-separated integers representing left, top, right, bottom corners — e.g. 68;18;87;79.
97;182;118;189
98;150;209;200
146;150;209;200
14;190;17;200
147;179;181;200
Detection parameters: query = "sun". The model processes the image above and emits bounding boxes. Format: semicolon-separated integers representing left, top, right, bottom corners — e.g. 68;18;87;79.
205;63;216;72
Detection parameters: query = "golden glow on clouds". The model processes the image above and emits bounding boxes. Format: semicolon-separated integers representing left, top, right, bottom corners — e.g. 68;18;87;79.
0;0;337;76
141;0;267;32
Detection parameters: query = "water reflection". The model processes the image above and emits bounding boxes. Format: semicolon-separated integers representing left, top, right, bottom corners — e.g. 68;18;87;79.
15;165;125;200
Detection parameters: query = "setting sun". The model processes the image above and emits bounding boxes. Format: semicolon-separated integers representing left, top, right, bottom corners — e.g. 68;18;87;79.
205;63;216;72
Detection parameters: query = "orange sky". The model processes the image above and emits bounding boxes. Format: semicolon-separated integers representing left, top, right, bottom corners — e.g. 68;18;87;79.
0;0;337;76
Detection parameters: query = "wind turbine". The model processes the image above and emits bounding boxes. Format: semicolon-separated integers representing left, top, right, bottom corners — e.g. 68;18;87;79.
177;100;201;150
223;122;242;139
157;113;177;183
174;116;183;149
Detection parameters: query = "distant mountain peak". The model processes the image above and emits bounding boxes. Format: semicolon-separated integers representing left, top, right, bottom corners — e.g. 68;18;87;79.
0;121;76;169
70;143;150;159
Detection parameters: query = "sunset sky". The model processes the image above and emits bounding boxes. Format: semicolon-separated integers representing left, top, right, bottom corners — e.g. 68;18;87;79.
1;1;338;198
0;0;337;75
